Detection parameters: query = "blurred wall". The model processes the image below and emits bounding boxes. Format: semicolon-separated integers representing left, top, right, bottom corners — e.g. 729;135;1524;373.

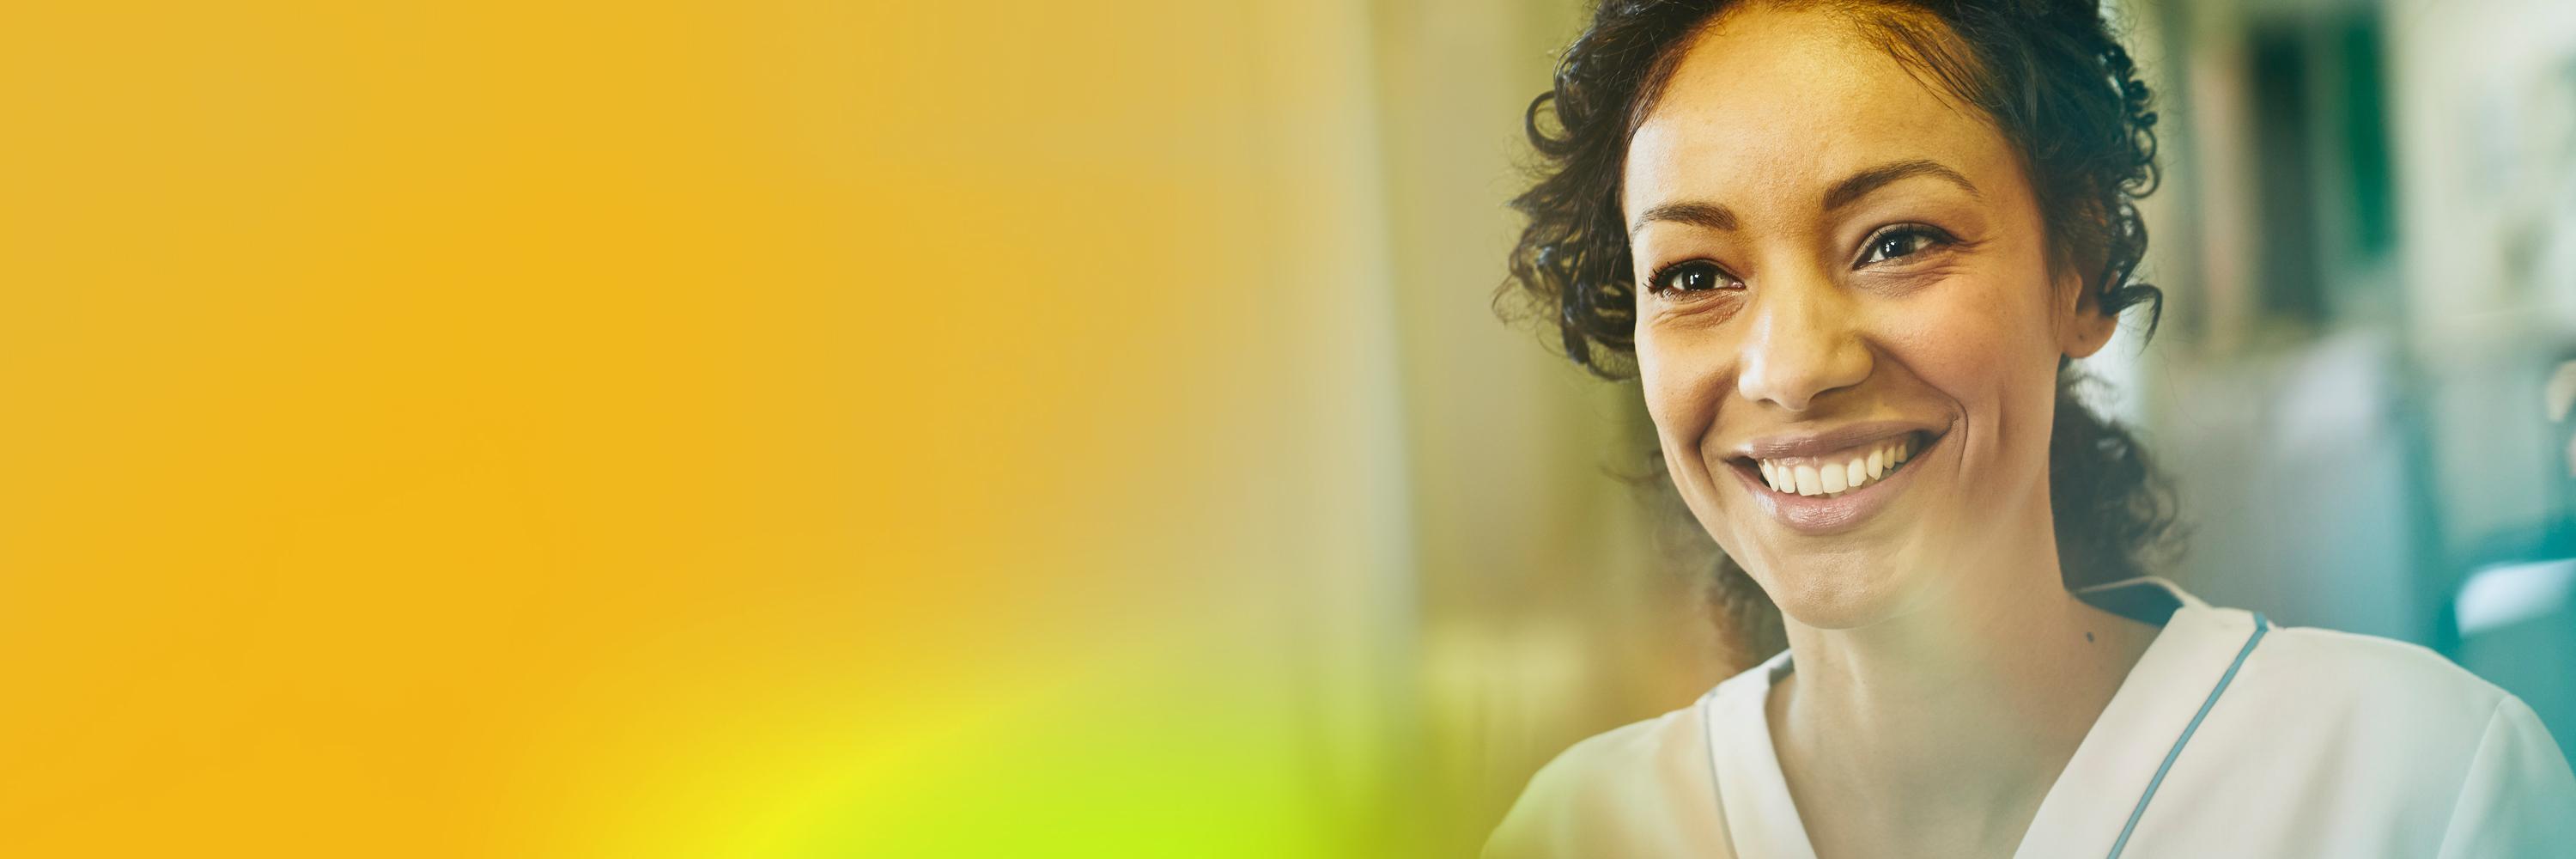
2137;0;2576;649
1364;0;1733;851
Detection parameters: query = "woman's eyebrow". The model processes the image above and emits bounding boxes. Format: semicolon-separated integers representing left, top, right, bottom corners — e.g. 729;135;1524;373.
1822;159;1980;211
1629;199;1739;235
1628;160;1979;235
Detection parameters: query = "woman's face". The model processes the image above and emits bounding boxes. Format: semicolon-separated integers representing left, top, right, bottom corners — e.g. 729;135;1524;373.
1624;7;2115;629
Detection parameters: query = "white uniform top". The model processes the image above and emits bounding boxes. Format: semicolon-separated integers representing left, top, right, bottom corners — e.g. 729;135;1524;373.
1485;578;2576;857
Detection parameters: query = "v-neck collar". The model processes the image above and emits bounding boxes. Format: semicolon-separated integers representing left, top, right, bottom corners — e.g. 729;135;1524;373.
1698;578;2261;859
1704;648;1819;858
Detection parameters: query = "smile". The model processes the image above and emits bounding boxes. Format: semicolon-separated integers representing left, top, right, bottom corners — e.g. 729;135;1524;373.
1724;425;1947;534
1757;435;1915;497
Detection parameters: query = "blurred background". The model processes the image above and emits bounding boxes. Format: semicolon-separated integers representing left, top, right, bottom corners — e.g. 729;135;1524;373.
1;0;2570;856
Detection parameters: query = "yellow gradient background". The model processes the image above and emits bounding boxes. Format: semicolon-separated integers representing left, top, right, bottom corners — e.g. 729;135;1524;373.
0;2;1433;855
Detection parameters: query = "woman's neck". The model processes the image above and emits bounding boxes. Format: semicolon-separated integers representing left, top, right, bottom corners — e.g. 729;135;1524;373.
1765;552;2161;857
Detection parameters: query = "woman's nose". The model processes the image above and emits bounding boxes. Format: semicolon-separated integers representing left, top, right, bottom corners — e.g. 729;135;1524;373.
1735;281;1871;412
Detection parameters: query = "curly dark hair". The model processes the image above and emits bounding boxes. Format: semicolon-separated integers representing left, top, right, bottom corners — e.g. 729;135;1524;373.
1499;0;2180;661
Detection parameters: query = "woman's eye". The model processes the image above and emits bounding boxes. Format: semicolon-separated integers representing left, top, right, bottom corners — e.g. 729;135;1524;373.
1859;226;1947;265
1651;260;1738;294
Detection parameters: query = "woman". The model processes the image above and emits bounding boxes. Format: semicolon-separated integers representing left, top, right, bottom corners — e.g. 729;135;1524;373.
1485;1;2576;856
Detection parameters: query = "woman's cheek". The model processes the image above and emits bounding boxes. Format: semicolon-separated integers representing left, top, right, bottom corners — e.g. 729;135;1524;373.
1883;290;2026;387
1638;325;1728;443
1638;326;1735;507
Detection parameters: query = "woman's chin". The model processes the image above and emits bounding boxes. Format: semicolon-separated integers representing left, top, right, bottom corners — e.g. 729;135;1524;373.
1753;561;1922;631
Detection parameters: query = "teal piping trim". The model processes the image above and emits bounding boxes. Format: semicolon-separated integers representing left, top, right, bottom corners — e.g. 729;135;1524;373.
2104;612;2269;859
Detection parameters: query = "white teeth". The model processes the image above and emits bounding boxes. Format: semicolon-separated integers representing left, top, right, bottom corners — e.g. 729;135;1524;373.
1753;435;1927;497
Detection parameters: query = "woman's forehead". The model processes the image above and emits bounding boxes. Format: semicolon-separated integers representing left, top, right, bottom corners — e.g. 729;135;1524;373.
1623;6;2010;217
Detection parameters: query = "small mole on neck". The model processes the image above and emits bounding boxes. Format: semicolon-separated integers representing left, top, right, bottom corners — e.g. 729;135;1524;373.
2085;631;2095;643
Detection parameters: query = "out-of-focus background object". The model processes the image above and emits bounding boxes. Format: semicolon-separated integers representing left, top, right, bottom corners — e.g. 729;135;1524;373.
2;0;2569;856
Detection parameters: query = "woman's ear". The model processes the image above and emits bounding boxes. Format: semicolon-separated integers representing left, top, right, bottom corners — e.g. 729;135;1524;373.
2057;271;2118;360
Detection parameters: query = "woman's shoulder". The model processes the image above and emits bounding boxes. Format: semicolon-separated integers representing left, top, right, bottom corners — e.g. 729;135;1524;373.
2109;580;2518;734
2217;612;2543;777
2149;608;2576;853
2242;615;2516;729
1481;689;1735;858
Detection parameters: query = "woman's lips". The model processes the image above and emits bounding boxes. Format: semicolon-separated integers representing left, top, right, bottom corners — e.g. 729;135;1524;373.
1725;429;1944;534
1754;433;1917;497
